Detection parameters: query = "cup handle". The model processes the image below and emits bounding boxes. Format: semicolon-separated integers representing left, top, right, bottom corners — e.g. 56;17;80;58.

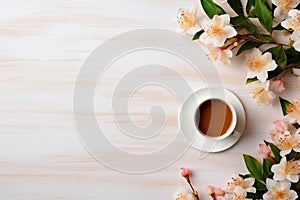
231;130;241;138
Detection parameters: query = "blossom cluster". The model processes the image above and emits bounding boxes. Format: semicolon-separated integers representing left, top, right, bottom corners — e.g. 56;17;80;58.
207;98;300;200
175;97;300;200
176;0;300;105
176;167;199;200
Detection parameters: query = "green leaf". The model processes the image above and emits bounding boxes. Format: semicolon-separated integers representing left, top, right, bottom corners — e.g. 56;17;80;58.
265;46;287;69
200;0;225;18
258;34;274;43
246;77;259;84
192;30;204;40
277;48;287;69
248;8;257;17
244;19;259;34
237;41;262;55
243;154;263;180
254;180;267;190
231;16;247;26
285;48;300;65
285;48;300;57
243;19;265;39
246;192;264;199
228;0;244;16
231;17;263;40
263;158;274;178
265;140;281;163
246;0;256;15
255;0;273;32
279;97;292;116
287;150;300;161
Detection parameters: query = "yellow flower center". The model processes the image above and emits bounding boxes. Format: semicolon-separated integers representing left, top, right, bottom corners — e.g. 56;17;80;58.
274;189;286;199
287;104;295;113
287;102;300;121
233;192;244;200
252;87;265;99
278;134;300;150
294;13;300;22
207;48;220;61
227;177;251;191
247;58;268;72
285;160;300;175
175;192;189;200
281;0;292;7
177;11;196;30
206;25;226;38
279;0;292;7
287;12;300;30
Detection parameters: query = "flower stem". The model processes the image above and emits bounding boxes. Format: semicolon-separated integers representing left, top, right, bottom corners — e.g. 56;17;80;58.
287;63;300;69
187;180;199;200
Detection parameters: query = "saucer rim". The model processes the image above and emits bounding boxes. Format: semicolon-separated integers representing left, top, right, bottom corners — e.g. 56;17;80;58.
179;87;246;152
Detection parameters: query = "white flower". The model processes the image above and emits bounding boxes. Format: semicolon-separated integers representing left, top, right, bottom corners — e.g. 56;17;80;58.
200;14;237;47
206;46;233;66
225;186;248;200
249;81;276;105
263;179;298;200
176;6;202;35
281;9;300;51
291;30;300;51
281;9;300;32
271;157;300;182
272;30;291;46
284;99;300;124
273;130;300;156
245;48;277;82
293;38;300;51
225;175;256;194
272;0;300;17
174;190;194;200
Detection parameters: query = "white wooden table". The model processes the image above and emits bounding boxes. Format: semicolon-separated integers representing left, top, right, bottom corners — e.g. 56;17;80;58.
0;0;299;199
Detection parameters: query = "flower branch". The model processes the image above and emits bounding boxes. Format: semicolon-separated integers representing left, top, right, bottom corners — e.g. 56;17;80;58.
175;168;200;200
175;97;300;200
176;0;300;105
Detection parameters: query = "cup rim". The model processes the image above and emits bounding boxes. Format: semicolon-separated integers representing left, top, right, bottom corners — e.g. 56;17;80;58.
193;98;237;141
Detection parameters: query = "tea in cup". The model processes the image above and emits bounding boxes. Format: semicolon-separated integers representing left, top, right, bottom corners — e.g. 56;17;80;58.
194;98;237;140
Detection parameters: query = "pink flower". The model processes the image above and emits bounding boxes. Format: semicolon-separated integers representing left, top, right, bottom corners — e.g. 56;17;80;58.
206;46;233;66
257;143;271;158
207;185;225;195
270;79;285;93
180;168;199;200
207;185;225;200
274;119;289;132
180;167;191;183
270;129;277;142
180;167;190;178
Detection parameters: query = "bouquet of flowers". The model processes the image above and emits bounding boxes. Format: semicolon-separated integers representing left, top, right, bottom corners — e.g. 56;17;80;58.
176;97;300;200
176;0;300;105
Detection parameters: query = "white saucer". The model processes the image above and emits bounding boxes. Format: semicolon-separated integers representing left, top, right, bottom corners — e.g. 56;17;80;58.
179;87;246;152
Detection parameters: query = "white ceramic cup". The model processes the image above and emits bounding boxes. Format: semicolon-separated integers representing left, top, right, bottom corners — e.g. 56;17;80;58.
193;97;237;141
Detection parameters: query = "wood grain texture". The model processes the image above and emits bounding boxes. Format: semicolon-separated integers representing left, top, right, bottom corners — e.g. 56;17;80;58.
0;0;299;199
